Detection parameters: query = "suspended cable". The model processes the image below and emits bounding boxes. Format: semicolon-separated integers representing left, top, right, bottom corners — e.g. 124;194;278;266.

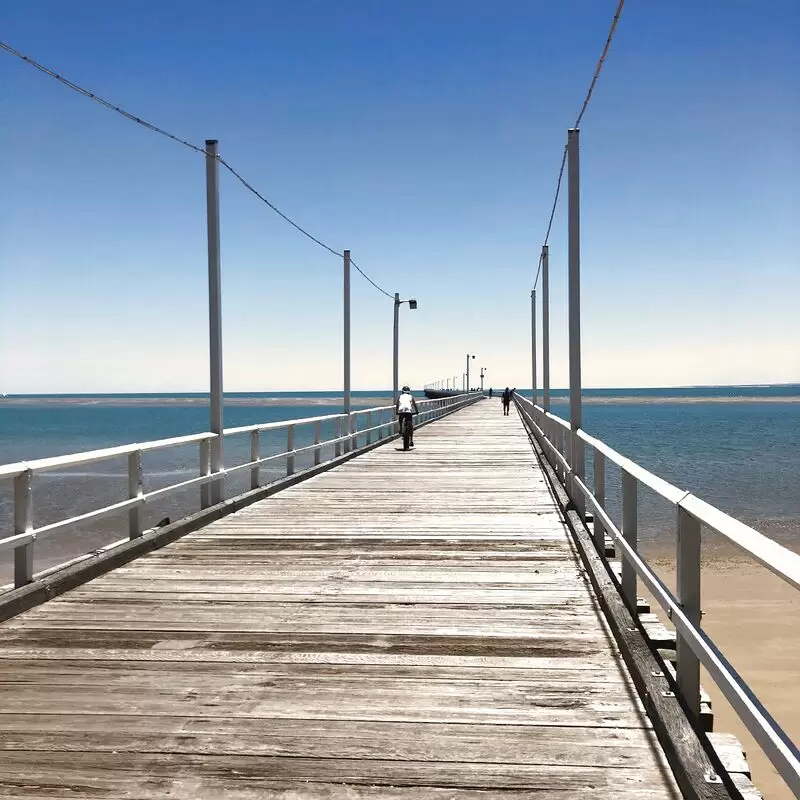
350;258;395;300
0;41;206;155
0;39;394;299
534;0;626;289
574;0;626;130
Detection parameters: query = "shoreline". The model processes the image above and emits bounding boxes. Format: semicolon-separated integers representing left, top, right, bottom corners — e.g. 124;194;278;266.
1;394;798;407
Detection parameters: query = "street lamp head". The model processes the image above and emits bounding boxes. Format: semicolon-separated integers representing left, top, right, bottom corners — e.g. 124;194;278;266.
408;299;417;310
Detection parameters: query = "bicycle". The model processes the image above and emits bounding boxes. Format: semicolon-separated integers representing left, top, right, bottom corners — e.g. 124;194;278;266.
399;414;413;451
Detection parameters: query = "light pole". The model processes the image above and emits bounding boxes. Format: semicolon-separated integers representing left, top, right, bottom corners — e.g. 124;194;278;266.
393;294;418;401
205;139;224;507
480;367;487;393
466;354;475;393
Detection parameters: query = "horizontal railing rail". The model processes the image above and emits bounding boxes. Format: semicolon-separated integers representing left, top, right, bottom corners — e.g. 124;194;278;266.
513;394;800;795
1;393;482;590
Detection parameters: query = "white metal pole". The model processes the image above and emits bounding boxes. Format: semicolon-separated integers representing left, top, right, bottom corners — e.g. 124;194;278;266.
393;293;400;402
343;249;351;453
531;289;537;405
567;128;584;516
205;139;224;505
466;355;470;394
542;244;550;412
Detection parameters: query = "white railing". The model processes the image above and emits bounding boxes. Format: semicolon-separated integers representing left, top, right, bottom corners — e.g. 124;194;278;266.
513;394;800;795
0;393;481;590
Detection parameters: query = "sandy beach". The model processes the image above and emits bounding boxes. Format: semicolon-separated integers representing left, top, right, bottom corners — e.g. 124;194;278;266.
641;551;800;799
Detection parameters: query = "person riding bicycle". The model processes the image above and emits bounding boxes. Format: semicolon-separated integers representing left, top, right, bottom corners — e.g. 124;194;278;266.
396;386;419;447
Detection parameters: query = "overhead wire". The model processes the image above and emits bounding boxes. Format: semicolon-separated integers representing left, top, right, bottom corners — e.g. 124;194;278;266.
0;39;395;300
533;0;626;290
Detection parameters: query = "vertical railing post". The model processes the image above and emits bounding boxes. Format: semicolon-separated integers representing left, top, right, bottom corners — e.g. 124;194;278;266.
128;450;143;539
314;421;322;465
549;420;561;478
567;128;584;518
677;506;702;721
621;469;638;611
13;469;34;588
205;139;225;505
367;411;372;445
565;429;573;498
531;289;537;405
334;417;342;458
200;439;211;509
350;414;357;451
593;449;605;554
250;430;260;490
556;424;563;477
286;425;295;476
542;244;550;411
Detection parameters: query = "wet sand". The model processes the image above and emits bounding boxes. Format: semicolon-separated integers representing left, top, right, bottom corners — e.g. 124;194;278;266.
641;552;800;799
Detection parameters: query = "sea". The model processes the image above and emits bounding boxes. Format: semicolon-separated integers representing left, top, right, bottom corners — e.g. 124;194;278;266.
1;386;798;583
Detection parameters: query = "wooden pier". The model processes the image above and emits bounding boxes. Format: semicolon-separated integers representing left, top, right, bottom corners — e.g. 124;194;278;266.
0;401;689;797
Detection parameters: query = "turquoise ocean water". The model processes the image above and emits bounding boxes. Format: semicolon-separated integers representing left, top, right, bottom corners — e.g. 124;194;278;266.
1;386;798;581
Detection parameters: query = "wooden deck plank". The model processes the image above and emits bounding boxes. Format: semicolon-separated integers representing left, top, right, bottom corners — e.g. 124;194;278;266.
0;400;682;798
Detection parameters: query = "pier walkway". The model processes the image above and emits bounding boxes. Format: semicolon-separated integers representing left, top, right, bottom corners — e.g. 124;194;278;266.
0;401;682;798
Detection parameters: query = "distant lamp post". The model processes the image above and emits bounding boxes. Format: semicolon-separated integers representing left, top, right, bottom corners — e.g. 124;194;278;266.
393;294;418;401
466;353;476;393
480;367;487;393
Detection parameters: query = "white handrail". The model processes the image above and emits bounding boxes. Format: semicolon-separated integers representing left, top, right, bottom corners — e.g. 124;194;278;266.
0;432;216;479
224;412;346;436
513;393;800;793
0;392;481;589
515;395;800;590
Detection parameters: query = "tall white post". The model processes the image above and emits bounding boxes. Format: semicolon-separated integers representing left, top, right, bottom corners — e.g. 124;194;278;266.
531;289;537;405
205;139;224;505
343;249;351;453
542;244;550;411
567;128;584;516
393;293;400;401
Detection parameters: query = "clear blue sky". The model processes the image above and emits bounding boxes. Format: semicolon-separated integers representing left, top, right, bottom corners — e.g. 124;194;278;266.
1;0;797;392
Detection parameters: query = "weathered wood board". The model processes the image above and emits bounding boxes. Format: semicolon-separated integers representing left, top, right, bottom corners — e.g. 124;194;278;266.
0;401;682;798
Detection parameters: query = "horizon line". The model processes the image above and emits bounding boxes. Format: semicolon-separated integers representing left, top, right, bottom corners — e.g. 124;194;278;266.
3;381;799;397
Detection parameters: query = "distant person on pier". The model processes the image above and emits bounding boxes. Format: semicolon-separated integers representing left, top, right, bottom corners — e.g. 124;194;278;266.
396;386;419;447
488;387;493;398
501;387;511;416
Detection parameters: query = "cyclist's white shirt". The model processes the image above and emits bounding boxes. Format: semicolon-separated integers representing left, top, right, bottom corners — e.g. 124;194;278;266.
397;393;415;413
